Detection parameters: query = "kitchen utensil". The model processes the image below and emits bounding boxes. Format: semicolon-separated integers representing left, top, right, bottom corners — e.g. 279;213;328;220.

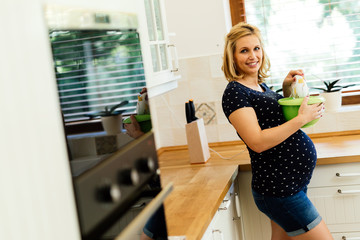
188;99;198;122
185;102;192;123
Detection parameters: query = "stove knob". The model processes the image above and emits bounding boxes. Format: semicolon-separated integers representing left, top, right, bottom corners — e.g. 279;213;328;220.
135;157;156;173
96;184;121;203
117;169;140;186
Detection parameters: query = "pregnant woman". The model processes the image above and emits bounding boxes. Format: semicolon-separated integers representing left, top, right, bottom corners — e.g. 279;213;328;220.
221;22;332;239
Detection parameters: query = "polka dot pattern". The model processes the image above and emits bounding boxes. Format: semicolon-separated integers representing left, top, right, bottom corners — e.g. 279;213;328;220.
222;81;317;197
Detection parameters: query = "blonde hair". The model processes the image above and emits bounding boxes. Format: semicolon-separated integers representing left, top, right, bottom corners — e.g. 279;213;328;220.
222;22;270;83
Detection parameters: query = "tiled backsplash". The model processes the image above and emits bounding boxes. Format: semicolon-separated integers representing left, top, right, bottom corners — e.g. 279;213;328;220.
150;54;360;148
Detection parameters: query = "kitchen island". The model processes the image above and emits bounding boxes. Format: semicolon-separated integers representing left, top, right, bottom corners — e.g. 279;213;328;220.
158;132;360;240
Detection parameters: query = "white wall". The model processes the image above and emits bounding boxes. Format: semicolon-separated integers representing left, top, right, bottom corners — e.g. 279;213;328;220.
149;0;234;147
0;1;147;239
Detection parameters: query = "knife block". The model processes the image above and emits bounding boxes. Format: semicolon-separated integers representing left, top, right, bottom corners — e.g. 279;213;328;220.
185;118;210;164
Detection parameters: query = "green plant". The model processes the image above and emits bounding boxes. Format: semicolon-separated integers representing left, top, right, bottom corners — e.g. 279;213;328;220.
312;79;356;92
86;100;129;118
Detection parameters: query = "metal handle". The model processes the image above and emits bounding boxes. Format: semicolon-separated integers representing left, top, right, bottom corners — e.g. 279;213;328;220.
337;189;360;194
218;199;231;211
167;44;179;72
115;183;173;240
336;173;360;177
131;202;146;209
212;229;224;240
342;236;360;240
234;193;241;218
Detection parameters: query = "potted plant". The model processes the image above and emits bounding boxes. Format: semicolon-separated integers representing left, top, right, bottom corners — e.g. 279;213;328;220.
87;100;129;135
312;79;356;112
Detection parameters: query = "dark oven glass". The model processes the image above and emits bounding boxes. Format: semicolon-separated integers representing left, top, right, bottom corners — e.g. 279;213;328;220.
47;20;168;240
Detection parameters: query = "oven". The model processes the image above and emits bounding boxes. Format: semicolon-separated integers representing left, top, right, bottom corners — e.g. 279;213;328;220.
44;5;172;240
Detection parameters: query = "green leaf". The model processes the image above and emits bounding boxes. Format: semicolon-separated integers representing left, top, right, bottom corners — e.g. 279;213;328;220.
328;79;341;90
311;87;327;91
109;100;129;113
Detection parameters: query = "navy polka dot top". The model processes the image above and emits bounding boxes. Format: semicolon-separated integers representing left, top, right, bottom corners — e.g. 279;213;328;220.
222;81;317;197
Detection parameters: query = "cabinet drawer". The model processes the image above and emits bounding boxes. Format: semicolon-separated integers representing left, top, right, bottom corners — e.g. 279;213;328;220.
309;163;360;188
308;185;360;233
332;232;360;240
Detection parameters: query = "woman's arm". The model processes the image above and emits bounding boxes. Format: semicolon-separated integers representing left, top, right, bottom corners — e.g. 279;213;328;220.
282;69;304;97
229;96;323;153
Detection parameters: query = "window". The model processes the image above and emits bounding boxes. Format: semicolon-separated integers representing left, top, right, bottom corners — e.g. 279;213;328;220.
50;30;146;123
230;0;360;101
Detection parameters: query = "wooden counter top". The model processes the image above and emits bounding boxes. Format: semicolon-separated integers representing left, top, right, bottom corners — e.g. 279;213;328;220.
159;133;360;240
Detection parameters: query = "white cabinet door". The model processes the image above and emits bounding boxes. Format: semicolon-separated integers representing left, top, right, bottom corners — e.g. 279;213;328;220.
308;185;360;233
202;182;243;240
238;171;271;240
212;183;243;240
141;0;179;97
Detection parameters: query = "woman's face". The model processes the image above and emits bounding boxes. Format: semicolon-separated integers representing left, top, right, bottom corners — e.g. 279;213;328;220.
233;35;263;77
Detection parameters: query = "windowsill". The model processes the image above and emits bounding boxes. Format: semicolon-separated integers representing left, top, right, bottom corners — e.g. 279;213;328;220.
338;103;360;112
303;103;360;135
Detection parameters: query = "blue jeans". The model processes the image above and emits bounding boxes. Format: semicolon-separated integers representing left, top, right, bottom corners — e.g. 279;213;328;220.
252;188;322;236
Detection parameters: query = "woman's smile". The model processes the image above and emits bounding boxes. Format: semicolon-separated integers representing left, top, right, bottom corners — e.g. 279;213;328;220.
247;61;259;67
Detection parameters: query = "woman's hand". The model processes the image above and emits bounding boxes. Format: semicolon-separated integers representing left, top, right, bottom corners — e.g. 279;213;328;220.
296;96;325;125
124;115;144;139
282;69;304;97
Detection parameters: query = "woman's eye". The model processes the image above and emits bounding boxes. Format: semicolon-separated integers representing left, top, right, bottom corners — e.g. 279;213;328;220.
255;47;260;51
240;49;247;53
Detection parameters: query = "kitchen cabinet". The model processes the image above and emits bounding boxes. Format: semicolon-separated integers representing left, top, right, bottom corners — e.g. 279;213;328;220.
202;181;244;240
237;171;271;240
332;232;360;240
308;162;360;234
141;0;180;97
237;162;360;239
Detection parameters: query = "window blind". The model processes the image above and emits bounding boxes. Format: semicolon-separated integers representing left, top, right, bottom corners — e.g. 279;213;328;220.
244;0;360;92
49;30;146;122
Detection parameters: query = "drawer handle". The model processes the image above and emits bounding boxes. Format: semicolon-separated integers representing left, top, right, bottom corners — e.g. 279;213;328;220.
235;193;241;218
212;229;224;240
336;173;360;177
342;236;360;240
218;199;231;211
337;189;360;194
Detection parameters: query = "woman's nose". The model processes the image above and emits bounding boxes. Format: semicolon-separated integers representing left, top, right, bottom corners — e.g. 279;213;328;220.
248;50;256;59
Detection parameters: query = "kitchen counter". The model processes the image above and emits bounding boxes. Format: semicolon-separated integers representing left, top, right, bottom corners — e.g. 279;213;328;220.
158;133;360;240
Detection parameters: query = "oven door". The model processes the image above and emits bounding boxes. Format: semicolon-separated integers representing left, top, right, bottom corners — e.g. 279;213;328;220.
72;132;172;240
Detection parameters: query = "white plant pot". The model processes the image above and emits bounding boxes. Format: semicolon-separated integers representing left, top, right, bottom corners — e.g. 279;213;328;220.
320;91;342;112
101;115;122;135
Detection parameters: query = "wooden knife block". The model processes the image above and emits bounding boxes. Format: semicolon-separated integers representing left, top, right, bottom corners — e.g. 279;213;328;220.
185;118;210;164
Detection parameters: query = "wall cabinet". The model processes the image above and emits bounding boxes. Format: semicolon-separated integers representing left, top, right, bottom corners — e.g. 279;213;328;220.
141;0;180;98
237;162;360;239
202;181;244;240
